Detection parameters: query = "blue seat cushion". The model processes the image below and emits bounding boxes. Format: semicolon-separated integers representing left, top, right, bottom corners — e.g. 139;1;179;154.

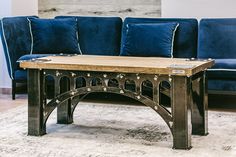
207;71;236;79
17;54;54;68
198;19;236;59
29;18;81;54
15;54;53;81
207;59;236;79
14;70;27;81
121;17;198;58
121;23;179;57
208;79;236;92
18;54;54;61
211;59;236;69
55;16;122;56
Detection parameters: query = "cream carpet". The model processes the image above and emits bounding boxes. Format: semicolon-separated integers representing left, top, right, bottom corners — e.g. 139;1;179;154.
0;102;235;157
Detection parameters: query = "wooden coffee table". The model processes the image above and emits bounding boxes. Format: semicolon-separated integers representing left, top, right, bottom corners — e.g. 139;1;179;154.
20;55;214;149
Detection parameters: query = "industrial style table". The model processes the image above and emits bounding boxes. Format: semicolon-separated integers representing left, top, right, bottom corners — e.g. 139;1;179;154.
20;55;214;149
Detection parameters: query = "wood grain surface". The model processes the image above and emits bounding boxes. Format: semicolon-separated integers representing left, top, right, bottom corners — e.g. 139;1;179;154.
38;0;161;19
20;55;214;76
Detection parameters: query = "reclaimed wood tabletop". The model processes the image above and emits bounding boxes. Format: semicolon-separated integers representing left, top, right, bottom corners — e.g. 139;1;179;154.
20;55;214;76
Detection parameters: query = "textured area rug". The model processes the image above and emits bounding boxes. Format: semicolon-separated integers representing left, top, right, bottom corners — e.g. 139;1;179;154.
0;102;236;157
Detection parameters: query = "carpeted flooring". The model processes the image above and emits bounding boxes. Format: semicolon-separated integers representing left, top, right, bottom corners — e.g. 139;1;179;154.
0;102;235;157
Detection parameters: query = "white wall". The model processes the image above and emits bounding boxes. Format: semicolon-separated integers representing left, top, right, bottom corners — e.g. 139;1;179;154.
0;1;11;17
0;0;12;89
162;0;236;19
0;0;38;89
0;40;12;88
12;0;38;16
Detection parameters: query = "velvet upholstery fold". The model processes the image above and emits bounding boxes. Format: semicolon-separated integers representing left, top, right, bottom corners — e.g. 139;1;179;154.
0;16;37;79
56;16;122;56
121;17;198;58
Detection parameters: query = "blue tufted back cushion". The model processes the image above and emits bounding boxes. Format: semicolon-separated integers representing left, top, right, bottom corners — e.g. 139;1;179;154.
0;16;37;79
121;17;198;58
121;23;179;57
198;18;236;59
55;16;122;56
28;18;81;54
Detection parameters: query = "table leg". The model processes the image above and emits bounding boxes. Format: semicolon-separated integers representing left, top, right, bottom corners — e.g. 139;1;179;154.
57;77;73;124
28;69;46;136
172;76;192;149
191;72;208;135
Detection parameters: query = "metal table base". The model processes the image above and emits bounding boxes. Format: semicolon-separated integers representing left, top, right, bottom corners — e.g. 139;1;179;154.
28;69;208;149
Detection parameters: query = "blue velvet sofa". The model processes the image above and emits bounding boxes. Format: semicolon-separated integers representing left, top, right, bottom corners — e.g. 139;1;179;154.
198;19;236;94
0;16;197;99
0;16;235;100
0;16;123;99
0;16;36;99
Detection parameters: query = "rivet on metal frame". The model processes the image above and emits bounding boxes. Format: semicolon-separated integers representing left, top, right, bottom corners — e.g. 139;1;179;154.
136;95;141;100
154;106;158;110
71;72;76;77
71;91;76;96
103;87;107;91
43;111;47;117
168;75;172;82
120;90;124;94
87;73;91;77
43;99;46;105
43;72;46;75
103;74;107;78
135;74;140;80
56;71;60;76
87;88;91;92
154;75;158;81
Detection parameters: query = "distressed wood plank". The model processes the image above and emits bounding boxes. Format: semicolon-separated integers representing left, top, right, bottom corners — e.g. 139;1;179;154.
38;0;161;18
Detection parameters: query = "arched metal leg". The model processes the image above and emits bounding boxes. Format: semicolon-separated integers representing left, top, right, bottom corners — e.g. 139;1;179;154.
43;86;173;133
71;94;89;117
27;70;208;149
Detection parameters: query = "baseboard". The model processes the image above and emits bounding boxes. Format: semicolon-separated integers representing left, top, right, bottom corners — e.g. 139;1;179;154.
0;88;11;95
